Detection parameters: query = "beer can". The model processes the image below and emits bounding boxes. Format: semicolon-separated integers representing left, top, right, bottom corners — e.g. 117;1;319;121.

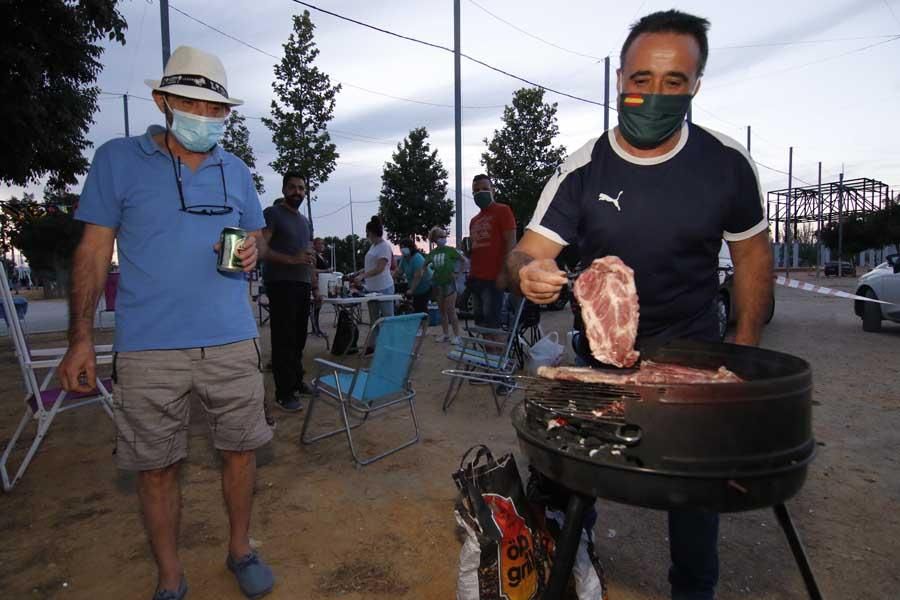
217;227;247;272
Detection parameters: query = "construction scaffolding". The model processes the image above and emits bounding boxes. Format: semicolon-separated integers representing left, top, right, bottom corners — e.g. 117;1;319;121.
767;177;892;244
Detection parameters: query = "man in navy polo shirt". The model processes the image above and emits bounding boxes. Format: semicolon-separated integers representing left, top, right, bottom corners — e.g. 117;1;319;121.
59;47;275;600
507;10;773;600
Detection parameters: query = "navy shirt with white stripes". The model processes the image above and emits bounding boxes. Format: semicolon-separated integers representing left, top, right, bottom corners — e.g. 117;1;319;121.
528;122;766;346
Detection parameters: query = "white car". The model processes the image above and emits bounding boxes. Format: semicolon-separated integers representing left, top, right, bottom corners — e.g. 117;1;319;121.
854;254;900;332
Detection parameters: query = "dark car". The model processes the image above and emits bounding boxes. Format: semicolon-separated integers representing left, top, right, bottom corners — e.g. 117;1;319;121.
823;260;856;277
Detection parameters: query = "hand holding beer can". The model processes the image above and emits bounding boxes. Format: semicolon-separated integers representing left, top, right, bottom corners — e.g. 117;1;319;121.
217;227;247;272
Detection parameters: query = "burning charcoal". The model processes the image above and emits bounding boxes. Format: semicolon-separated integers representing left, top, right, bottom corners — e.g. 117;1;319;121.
547;417;569;431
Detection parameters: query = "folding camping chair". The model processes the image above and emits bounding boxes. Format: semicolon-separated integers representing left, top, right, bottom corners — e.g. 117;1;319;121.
0;295;28;335
442;298;525;415
301;313;427;466
98;272;119;328
512;298;543;370
0;267;114;492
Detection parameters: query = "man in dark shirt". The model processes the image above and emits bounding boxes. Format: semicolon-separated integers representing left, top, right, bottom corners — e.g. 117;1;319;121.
313;237;331;273
507;10;773;600
262;173;315;411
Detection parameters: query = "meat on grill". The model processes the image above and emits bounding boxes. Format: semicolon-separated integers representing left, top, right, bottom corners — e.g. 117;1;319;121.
573;256;640;368
537;362;742;385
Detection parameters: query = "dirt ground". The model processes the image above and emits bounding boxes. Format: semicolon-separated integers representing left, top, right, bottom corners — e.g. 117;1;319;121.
1;274;898;600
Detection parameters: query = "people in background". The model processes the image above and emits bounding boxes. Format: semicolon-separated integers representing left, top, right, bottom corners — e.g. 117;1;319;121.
312;237;332;274
262;173;316;413
427;226;462;344
397;238;433;314
469;174;517;331
353;216;394;354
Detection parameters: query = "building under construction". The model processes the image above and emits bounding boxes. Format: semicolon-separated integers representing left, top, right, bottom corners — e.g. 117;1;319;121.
766;177;892;244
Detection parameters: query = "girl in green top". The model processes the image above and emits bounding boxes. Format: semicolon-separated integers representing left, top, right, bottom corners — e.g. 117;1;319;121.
427;226;462;343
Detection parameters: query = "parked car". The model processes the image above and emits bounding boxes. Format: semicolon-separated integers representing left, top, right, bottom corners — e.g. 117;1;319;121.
854;254;900;332
823;260;856;277
716;242;775;341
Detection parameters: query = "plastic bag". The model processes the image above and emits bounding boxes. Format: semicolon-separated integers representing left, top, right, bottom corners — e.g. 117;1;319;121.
526;331;564;375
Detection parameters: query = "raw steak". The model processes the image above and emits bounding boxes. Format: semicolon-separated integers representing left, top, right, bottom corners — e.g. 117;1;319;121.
537;362;742;386
536;366;635;386
573;256;640;367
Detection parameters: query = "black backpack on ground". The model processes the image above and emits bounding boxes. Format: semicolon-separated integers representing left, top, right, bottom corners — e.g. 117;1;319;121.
331;309;359;356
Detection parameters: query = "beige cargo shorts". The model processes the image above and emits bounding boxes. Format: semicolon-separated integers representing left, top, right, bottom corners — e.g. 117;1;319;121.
111;339;272;471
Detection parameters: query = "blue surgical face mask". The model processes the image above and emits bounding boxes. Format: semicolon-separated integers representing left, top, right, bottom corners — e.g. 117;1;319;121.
436;238;447;247
166;100;226;152
401;248;411;257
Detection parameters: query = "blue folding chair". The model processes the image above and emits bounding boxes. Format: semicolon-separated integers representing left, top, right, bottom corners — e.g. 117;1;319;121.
301;313;428;466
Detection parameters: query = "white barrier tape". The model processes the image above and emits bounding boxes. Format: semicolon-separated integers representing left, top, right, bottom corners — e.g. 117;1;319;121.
775;276;894;305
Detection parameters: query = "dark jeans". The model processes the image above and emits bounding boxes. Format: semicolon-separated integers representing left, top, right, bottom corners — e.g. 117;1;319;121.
468;277;504;328
266;280;311;399
668;510;719;599
411;290;430;314
573;347;720;599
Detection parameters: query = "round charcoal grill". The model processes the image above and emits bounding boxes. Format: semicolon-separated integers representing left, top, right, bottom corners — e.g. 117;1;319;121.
511;339;825;600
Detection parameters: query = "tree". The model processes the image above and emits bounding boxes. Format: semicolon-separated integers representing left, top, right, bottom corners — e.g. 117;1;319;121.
821;204;900;262
0;0;127;189
379;127;453;243
221;111;265;196
1;194;83;298
481;88;567;234
262;10;340;225
323;235;368;274
865;201;900;254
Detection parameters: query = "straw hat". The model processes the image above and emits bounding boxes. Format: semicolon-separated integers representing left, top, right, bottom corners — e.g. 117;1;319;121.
145;45;243;106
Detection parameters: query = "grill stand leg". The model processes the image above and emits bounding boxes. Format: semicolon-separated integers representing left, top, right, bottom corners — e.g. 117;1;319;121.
773;503;824;600
543;492;593;600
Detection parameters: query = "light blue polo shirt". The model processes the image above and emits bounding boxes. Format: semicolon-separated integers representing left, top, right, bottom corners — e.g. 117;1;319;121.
76;125;266;352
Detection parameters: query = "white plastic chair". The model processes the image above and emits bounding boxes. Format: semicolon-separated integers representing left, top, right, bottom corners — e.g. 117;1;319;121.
0;267;114;492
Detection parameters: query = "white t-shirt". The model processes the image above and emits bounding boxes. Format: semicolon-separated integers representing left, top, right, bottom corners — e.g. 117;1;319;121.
364;239;394;291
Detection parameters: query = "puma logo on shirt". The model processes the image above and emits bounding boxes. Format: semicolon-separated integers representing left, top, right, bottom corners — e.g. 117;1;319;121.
598;190;624;211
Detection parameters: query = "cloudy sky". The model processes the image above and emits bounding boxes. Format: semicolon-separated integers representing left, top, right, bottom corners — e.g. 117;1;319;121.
4;0;900;240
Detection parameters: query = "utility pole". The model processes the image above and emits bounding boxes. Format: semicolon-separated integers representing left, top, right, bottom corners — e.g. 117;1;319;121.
785;146;793;277
160;0;171;68
123;94;130;137
453;0;463;248
816;162;822;279
838;171;844;276
746;125;751;155
349;187;357;273
603;56;610;131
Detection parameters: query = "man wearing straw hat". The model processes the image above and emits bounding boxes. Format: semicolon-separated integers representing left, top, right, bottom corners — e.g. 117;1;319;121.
60;46;275;599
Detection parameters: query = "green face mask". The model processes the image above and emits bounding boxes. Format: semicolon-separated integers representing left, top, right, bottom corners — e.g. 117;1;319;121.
473;191;493;209
617;92;693;150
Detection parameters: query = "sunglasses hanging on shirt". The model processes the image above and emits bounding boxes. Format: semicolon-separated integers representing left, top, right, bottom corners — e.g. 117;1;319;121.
165;130;233;216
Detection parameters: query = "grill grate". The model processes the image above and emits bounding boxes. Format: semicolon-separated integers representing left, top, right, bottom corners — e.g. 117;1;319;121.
525;379;641;425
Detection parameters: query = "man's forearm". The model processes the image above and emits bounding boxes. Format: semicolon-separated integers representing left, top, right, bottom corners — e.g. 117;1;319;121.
732;239;774;346
68;242;112;344
505;250;535;296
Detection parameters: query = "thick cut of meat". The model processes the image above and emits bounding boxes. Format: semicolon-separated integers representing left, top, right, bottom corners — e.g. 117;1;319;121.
574;256;640;367
536;366;635;386
632;361;742;384
537;363;742;386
